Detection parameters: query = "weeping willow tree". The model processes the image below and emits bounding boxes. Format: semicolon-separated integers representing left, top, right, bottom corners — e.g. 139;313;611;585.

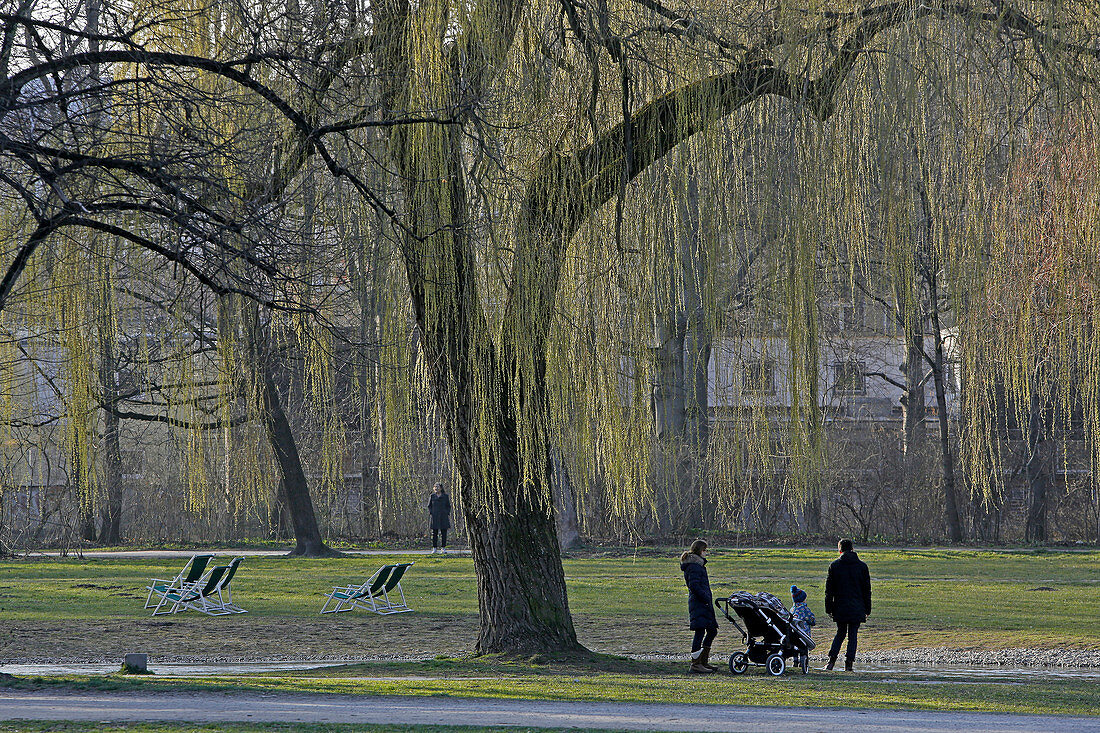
960;104;1100;542
4;0;1099;650
358;0;1100;651
0;0;362;554
814;15;1100;542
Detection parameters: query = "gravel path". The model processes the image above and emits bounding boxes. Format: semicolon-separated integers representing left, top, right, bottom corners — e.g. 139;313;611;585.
1;690;1099;732
5;657;1100;680
854;647;1100;667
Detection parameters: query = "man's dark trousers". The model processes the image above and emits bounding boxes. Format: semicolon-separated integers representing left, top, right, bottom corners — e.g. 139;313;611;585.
829;621;860;662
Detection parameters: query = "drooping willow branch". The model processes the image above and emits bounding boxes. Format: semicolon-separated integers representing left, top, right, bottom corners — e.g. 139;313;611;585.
509;0;1091;343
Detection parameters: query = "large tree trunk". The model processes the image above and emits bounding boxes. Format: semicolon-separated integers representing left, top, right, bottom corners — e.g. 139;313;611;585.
469;347;577;652
681;176;713;529
390;113;578;652
427;295;579;654
900;305;926;454
463;470;578;652
1024;384;1051;543
98;396;123;545
259;363;334;556
928;274;964;542
97;287;123;546
431;329;579;653
355;247;382;540
237;298;334;557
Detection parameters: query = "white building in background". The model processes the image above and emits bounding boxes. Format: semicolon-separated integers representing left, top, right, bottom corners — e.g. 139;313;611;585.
708;301;960;424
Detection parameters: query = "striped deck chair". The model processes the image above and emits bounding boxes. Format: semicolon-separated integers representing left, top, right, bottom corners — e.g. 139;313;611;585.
151;565;228;616
320;564;395;614
211;557;247;614
372;562;414;615
144;554;214;615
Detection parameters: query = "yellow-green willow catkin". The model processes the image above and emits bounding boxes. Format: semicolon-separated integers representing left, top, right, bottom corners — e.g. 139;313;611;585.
54;237;99;514
373;228;434;512
0;309;17;498
13;0;1092;543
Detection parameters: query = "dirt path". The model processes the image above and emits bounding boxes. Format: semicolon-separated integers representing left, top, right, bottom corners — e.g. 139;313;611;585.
1;690;1097;732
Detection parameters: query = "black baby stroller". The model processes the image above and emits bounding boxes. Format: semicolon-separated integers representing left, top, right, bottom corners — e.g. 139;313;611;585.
715;590;816;675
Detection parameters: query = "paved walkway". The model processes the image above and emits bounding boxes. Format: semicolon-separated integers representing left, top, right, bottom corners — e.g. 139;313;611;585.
0;691;1097;732
30;548;467;559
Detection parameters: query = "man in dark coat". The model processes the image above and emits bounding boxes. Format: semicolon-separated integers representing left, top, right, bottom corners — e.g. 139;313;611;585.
428;483;451;554
824;538;871;671
680;539;718;674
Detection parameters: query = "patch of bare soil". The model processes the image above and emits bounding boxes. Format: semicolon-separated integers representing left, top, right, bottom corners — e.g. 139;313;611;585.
1;616;483;664
0;614;686;664
9;614;1097;668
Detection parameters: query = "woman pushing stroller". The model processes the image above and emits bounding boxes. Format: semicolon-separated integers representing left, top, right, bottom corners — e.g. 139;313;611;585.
680;539;719;673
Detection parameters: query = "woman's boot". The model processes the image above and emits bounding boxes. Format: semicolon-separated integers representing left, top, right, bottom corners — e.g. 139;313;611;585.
690;647;716;674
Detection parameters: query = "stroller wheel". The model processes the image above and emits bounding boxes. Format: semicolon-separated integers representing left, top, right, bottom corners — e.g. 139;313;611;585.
800;655;809;674
729;652;749;675
765;653;786;676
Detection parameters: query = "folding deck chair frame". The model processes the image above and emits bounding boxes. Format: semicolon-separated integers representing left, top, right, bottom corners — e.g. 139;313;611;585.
320;564;393;614
151;565;228;615
373;562;413;614
320;562;413;614
210;556;247;614
145;555;246;616
145;554;214;615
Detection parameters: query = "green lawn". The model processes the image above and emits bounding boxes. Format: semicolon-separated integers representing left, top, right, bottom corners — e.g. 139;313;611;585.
3;547;1096;650
1;547;1098;718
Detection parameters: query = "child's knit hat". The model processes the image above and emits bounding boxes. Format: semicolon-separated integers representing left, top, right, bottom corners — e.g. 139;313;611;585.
791;585;807;603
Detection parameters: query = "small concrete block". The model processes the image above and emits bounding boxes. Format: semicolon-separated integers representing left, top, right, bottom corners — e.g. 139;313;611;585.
123;653;148;673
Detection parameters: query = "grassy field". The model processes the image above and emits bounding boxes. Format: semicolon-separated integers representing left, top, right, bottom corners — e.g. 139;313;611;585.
2;547;1098;654
1;547;1099;718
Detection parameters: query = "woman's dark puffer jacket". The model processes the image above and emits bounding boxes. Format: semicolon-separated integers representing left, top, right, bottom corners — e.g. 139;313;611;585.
681;552;717;630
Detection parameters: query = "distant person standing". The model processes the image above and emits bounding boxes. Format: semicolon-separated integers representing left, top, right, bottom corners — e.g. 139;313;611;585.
428;482;452;554
824;538;872;671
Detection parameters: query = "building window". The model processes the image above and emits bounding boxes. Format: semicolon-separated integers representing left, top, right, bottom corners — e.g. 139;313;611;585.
833;360;866;395
743;359;776;395
825;299;866;332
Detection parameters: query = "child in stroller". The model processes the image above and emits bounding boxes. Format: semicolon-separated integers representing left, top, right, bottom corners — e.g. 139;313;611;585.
790;585;816;672
715;590;816;675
